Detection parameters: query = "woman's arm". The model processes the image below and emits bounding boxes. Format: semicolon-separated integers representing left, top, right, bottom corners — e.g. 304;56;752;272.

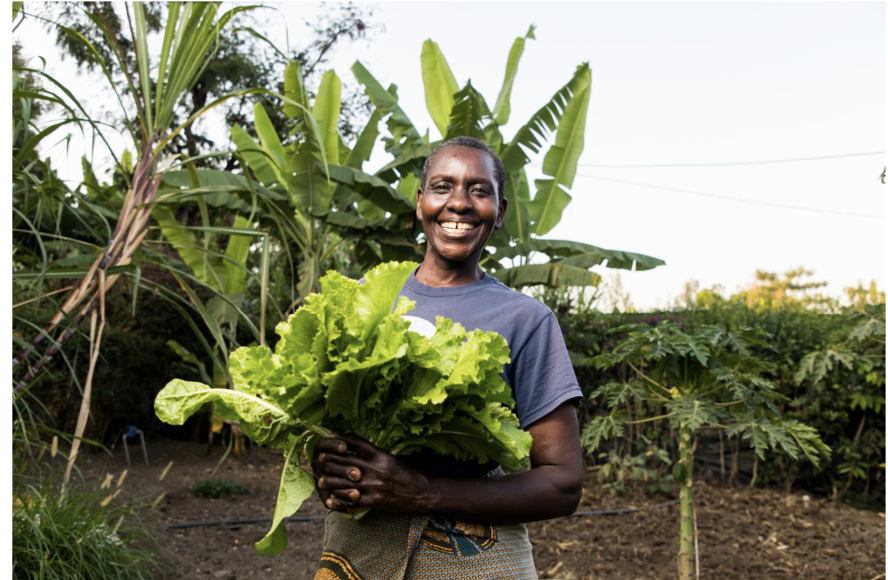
312;401;584;525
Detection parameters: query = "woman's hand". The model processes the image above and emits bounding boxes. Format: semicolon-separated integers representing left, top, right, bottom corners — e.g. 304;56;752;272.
311;436;362;513
311;433;436;514
310;401;583;523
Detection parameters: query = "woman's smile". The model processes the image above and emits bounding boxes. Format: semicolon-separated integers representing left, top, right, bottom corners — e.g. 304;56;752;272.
438;221;478;234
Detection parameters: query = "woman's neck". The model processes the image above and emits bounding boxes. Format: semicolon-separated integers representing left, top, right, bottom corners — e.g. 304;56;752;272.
415;256;484;287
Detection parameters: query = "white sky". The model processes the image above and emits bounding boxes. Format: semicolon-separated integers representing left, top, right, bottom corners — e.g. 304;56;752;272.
15;1;887;309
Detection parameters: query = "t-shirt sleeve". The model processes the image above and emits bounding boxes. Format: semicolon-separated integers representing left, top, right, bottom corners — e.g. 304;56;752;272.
509;310;583;428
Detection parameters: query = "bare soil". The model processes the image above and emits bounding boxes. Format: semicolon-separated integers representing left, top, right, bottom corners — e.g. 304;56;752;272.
76;439;885;580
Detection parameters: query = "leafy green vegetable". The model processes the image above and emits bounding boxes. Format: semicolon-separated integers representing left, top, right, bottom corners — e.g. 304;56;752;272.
154;260;532;555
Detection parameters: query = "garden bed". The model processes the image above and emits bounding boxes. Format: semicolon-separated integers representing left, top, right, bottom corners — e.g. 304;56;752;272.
76;439;884;580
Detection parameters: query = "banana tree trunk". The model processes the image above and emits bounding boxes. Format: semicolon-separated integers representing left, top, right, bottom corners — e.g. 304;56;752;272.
678;424;695;580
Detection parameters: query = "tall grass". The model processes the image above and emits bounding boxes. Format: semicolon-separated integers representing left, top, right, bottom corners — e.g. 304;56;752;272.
13;474;162;580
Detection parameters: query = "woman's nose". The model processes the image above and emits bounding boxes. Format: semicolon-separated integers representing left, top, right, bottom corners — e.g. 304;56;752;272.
446;186;472;211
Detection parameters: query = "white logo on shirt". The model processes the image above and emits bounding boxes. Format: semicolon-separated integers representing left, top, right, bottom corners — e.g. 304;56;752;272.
401;315;437;338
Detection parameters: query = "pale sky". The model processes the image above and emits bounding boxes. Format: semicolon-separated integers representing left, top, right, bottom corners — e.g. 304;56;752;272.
16;2;887;309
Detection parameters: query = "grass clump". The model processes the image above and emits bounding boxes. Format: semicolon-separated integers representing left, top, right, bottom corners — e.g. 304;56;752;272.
13;481;160;580
191;477;249;499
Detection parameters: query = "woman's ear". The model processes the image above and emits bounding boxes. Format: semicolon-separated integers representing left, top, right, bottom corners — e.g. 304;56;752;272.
416;188;424;221
495;197;508;229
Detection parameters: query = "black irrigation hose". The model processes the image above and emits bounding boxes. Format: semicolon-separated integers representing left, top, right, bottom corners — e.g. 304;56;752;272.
571;499;679;518
167;515;325;529
165;500;681;531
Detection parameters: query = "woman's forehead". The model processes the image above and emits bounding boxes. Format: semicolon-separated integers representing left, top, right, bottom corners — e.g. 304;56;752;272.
427;146;496;178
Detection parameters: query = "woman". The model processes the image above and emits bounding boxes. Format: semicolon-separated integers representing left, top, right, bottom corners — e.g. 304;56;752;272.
312;137;584;579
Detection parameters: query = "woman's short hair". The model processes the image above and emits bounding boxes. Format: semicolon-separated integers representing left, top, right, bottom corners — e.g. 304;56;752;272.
420;136;506;202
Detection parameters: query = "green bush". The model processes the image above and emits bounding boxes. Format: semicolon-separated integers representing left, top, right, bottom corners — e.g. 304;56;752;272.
191;477;249;499
548;290;885;508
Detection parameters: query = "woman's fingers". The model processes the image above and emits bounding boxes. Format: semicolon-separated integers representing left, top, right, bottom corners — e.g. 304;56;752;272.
317;475;358;491
318;452;369;472
324;496;355;513
315;437;348;456
333;432;379;459
317;461;362;482
330;488;361;501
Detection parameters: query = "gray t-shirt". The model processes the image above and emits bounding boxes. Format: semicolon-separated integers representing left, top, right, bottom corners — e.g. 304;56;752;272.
398;269;582;477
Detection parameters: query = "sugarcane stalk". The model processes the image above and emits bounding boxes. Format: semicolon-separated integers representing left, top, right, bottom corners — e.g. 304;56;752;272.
14;300;97;395
63;271;106;488
12;149;161;395
678;424;695;580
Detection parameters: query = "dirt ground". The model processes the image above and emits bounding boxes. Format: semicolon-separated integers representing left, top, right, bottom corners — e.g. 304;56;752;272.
76;439;885;580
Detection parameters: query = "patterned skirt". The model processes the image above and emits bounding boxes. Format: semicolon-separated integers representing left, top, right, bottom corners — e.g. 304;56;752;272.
312;473;538;580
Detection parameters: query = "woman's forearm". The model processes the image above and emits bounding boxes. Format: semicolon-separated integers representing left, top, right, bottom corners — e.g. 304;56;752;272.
424;463;583;525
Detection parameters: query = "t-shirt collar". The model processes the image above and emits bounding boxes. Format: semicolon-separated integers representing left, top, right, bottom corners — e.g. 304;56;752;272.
404;265;496;297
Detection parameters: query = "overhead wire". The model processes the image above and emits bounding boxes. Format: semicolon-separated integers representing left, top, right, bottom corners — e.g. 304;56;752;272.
560;151;885;169
572;173;885;221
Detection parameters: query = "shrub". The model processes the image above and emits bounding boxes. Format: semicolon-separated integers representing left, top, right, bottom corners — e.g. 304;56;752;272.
191;477;249;499
551;292;884;508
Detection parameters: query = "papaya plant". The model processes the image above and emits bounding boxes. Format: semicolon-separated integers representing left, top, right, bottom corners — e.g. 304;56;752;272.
795;304;885;500
583;321;830;580
331;26;665;289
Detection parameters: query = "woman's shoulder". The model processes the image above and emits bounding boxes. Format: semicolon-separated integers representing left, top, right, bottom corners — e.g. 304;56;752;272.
483;277;557;319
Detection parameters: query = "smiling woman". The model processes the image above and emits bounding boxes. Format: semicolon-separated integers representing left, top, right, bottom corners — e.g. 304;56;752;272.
417;138;507;282
310;137;585;579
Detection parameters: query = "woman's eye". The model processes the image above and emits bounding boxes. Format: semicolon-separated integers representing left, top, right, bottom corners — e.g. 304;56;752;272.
433;184;450;191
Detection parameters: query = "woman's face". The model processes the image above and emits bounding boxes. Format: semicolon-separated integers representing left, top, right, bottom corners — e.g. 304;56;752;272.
416;146;507;266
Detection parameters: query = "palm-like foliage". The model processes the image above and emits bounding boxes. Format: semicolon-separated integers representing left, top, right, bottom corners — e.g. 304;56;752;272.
229;61;420;302
585;321;830;580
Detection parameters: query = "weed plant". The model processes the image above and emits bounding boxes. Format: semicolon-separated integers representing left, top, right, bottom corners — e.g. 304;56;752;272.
192;477;249;499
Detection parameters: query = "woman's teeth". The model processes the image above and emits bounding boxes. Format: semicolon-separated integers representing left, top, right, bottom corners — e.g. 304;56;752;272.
440;222;476;231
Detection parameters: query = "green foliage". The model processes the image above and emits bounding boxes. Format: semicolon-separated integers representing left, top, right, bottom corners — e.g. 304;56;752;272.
597;445;674;496
13;480;160;580
192;477;249;499
559;292;885;508
793;304;885;501
155;261;532;555
585;320;828;467
41;3;378;162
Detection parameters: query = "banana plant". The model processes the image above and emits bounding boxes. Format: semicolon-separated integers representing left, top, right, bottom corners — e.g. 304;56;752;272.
584;322;830;580
229;61;419;303
338;26;664;289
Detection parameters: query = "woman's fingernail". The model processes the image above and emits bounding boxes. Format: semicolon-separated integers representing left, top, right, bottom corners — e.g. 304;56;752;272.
318;453;326;462
326;499;333;508
318;477;325;488
350;490;359;500
349;470;359;480
337;443;346;453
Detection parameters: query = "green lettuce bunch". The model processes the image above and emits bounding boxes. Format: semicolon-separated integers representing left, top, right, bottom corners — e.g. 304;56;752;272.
154;261;532;555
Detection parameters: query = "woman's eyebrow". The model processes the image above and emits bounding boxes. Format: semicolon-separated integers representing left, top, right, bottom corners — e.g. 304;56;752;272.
427;174;492;186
